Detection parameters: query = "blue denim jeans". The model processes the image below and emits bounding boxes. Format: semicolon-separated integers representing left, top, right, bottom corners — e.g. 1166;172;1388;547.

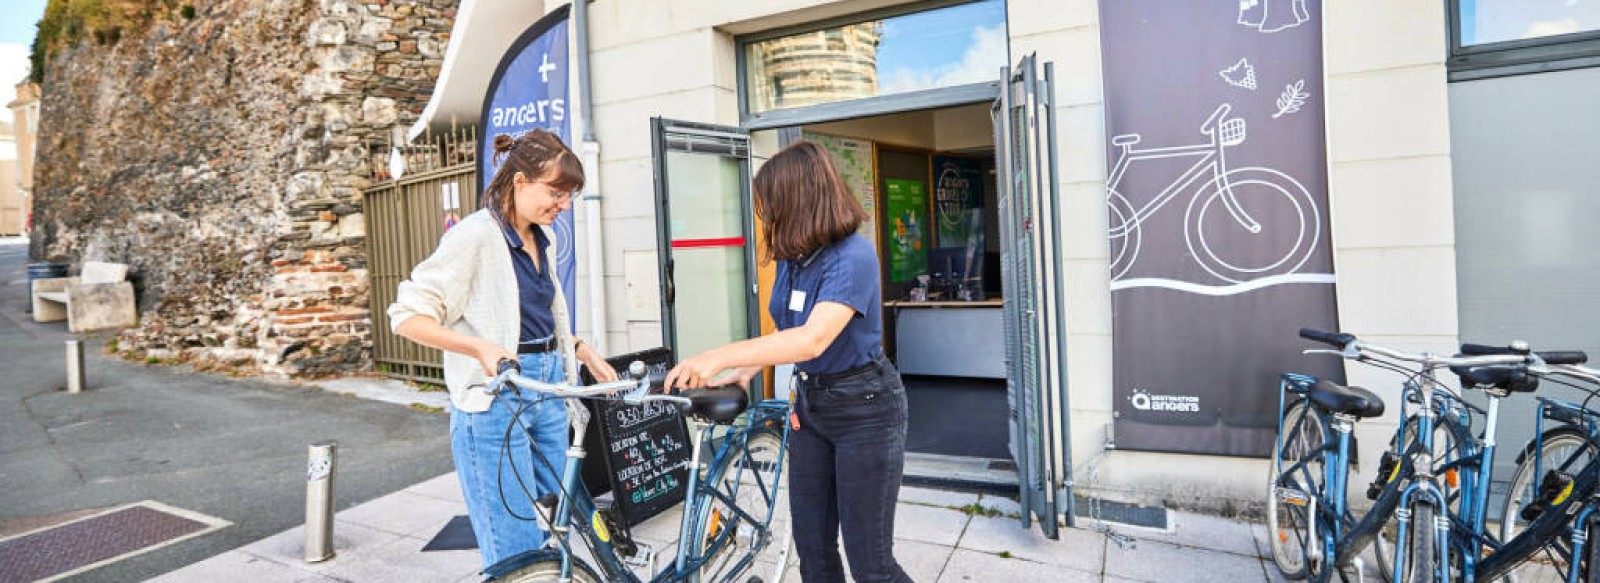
789;352;913;583
451;351;569;573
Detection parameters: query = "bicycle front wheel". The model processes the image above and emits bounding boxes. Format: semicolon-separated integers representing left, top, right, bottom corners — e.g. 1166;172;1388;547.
690;428;789;583
1497;428;1597;583
496;557;603;583
1269;398;1331;580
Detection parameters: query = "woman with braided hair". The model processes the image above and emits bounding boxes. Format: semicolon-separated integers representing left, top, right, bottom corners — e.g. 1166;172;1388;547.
389;129;618;575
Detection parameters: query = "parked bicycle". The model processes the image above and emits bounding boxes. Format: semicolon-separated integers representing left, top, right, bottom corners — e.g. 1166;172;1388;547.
482;359;793;583
1268;329;1512;582
1106;103;1320;283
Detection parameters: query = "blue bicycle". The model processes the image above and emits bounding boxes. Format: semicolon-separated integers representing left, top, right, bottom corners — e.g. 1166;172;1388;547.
483;360;793;583
1269;329;1543;582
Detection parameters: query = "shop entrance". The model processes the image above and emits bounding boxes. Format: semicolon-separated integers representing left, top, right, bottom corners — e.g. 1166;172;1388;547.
792;103;1009;460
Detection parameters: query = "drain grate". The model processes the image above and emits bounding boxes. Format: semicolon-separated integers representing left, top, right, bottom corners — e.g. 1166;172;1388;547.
0;501;228;582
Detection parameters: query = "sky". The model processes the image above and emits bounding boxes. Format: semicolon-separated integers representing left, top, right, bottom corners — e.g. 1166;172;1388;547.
875;0;1008;95
0;0;49;123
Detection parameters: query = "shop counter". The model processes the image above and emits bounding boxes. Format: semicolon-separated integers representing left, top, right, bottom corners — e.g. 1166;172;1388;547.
885;300;1005;379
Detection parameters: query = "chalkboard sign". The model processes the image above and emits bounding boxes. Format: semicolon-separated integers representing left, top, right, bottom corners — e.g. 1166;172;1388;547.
577;347;691;527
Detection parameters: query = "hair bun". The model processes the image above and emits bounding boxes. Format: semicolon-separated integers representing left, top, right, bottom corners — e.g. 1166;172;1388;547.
493;134;515;153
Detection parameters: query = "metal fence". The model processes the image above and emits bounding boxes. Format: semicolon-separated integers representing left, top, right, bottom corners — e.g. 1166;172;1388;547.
363;127;479;384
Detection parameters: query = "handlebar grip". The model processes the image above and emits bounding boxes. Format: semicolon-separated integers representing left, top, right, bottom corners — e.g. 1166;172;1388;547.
1299;328;1355;348
1461;343;1587;365
496;358;520;375
1460;343;1523;356
1541;351;1589;365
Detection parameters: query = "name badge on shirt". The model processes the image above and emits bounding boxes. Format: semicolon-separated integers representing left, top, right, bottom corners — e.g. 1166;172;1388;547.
788;290;807;312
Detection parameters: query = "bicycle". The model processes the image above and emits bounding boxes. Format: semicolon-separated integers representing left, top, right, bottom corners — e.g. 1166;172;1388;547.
1454;343;1600;583
1106;102;1321;284
481;359;793;583
1269;329;1551;583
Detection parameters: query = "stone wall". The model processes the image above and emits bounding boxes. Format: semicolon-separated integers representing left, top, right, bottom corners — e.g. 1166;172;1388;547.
30;0;456;376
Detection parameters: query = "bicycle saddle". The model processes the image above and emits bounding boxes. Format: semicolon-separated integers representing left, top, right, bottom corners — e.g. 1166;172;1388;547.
679;387;749;424
1450;364;1538;393
1308;380;1385;418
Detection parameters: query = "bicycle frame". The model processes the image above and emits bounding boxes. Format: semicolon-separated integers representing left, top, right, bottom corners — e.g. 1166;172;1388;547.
535;398;793;583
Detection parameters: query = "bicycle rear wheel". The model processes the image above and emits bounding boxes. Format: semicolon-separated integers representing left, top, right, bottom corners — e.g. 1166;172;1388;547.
691;428;789;583
1269;399;1331;580
1498;428;1596;583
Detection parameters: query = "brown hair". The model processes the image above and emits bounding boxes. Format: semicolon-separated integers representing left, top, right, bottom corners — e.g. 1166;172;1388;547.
482;130;584;223
753;141;867;263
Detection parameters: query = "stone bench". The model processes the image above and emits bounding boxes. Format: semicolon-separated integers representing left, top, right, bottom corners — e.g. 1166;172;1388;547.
32;261;139;333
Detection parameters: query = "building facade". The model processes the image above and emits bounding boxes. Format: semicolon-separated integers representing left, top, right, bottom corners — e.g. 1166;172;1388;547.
413;0;1599;526
0;81;35;236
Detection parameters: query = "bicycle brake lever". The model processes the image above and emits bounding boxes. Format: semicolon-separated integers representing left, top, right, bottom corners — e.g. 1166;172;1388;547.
1302;348;1344;357
621;379;652;405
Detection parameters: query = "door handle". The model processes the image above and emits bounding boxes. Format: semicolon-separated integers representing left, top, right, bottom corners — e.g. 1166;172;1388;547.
665;259;675;305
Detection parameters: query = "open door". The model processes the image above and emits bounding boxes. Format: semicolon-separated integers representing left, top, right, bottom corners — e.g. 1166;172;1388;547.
650;119;759;372
994;54;1074;538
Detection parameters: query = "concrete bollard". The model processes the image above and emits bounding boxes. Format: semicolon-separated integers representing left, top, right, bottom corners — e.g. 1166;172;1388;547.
65;340;85;394
305;441;337;563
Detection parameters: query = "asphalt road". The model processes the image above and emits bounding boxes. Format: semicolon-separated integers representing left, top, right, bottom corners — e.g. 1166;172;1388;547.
0;238;456;582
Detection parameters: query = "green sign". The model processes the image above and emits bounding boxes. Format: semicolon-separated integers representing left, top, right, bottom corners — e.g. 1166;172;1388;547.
884;179;928;283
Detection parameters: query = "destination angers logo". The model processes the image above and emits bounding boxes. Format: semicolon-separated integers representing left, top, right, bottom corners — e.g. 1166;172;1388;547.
1129;388;1201;413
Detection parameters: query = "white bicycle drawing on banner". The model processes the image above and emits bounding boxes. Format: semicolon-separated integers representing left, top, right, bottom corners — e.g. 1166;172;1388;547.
1107;103;1321;285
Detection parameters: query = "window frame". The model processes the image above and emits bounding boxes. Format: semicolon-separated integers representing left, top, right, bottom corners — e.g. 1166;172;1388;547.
735;0;1007;127
1448;0;1600;81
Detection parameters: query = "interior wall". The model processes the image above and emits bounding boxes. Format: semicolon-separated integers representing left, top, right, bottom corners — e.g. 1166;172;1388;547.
802;103;993;152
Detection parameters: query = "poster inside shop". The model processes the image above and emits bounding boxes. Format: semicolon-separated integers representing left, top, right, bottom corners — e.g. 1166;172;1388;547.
480;6;576;330
805;132;878;251
884;179;928;283
931;155;985;299
1099;0;1342;457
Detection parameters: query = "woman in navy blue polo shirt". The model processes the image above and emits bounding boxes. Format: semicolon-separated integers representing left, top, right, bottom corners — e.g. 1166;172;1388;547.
666;141;912;583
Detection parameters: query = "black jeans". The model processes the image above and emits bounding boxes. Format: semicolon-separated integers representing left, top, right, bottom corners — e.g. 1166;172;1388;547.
789;352;913;583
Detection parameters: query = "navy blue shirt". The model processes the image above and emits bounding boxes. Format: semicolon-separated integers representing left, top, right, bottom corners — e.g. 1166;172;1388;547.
770;234;882;375
500;220;556;342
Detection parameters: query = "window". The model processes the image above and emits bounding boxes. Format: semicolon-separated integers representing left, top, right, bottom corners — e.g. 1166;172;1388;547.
1450;0;1600;81
741;0;1007;115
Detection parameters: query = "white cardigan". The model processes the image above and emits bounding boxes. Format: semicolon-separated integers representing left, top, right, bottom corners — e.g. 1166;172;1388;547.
387;209;577;412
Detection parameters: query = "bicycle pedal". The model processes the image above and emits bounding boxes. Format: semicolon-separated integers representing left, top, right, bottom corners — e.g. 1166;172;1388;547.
624;541;657;568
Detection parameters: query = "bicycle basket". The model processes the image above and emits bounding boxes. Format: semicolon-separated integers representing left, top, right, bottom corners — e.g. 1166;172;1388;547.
1219;118;1246;146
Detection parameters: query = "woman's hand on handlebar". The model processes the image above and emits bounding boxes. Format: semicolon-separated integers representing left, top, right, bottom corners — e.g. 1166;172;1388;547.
473;339;518;376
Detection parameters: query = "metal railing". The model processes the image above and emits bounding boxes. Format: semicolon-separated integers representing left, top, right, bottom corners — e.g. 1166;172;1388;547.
363;126;479;384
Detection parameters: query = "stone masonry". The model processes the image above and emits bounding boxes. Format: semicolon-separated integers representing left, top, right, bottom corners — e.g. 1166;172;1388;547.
30;0;456;376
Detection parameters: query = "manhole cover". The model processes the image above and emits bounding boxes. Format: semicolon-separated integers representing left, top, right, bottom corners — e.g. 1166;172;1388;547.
0;501;229;582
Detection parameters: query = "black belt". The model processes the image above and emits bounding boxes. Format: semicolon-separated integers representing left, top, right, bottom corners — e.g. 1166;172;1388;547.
517;336;559;354
799;350;891;386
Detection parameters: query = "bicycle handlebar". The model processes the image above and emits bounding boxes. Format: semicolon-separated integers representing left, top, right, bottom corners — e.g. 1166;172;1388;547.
488;358;693;407
1299;328;1532;368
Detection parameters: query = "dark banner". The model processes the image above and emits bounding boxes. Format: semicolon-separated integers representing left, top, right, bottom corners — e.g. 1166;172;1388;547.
1099;0;1343;457
481;6;575;330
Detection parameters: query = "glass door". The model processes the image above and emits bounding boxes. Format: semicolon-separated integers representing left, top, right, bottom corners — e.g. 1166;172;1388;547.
994;54;1073;538
650;119;758;364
